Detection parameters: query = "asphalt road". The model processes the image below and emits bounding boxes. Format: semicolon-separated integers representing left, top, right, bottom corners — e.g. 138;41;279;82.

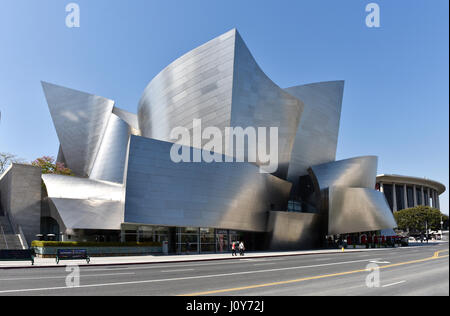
0;244;448;296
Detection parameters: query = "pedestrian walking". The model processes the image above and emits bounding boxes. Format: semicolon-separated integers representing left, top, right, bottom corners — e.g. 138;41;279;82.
231;241;237;256
239;241;245;256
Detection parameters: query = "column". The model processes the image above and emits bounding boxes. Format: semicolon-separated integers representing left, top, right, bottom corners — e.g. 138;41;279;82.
404;184;408;209
380;182;384;193
393;183;397;212
421;186;425;206
413;184;418;207
427;188;431;206
437;193;441;210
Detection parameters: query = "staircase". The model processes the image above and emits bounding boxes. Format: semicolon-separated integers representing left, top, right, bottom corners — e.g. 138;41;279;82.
0;216;24;250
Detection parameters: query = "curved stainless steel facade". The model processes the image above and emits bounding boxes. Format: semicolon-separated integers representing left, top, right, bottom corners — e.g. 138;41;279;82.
124;136;291;232
90;113;132;184
230;32;303;178
41;81;115;177
309;156;396;234
36;29;398;250
138;29;236;142
138;29;303;178
42;174;124;231
285;81;344;192
310;156;378;191
328;187;397;235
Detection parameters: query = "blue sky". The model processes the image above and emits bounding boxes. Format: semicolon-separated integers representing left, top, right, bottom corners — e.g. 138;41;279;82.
0;0;448;213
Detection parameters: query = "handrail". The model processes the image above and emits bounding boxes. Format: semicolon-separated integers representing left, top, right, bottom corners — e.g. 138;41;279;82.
0;224;9;249
16;225;28;249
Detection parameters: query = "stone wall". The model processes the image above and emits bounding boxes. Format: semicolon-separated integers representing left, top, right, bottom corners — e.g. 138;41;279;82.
0;164;42;244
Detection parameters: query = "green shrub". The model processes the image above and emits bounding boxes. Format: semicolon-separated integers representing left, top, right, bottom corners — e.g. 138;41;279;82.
31;241;162;248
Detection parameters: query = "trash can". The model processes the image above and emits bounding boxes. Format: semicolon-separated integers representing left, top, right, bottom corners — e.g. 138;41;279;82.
162;241;169;255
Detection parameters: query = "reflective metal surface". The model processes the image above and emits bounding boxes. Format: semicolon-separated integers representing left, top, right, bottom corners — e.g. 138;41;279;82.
89;113;131;183
328;187;397;235
49;198;123;231
285;81;344;192
112;107;141;136
138;29;236;142
37;29;398;248
42;174;124;201
309;156;396;235
42;174;124;231
268;211;322;250
124;136;291;232
41;82;115;177
138;29;303;178
309;156;378;191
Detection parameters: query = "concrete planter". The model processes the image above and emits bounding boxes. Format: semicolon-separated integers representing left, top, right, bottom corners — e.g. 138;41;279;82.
34;246;162;258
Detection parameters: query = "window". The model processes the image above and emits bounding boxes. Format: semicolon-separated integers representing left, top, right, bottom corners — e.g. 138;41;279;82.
416;187;422;205
383;184;394;211
407;186;414;208
395;185;404;210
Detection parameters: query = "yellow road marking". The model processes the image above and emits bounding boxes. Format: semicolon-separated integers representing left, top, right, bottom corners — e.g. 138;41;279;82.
179;249;449;296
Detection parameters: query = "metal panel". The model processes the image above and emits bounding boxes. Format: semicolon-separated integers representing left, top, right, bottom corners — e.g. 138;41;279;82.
138;29;236;142
267;211;322;250
138;29;303;178
309;156;378;191
49;198;123;231
124;136;292;232
284;81;344;193
328;187;397;235
90;113;131;183
230;32;303;178
42;174;124;231
41;82;114;177
113;107;141;136
42;174;124;202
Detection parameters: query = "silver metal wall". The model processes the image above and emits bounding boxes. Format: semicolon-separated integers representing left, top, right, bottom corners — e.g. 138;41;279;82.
310;156;378;191
309;156;396;235
328;187;397;235
267;211;322;250
138;29;236;142
112;107;141;136
42;81;115;177
49;198;123;231
138;29;304;178
42;174;124;231
90;113;132;184
124;135;292;232
230;31;303;178
284;81;344;192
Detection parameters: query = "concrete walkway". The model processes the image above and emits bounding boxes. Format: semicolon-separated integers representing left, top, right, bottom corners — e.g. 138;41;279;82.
0;245;435;269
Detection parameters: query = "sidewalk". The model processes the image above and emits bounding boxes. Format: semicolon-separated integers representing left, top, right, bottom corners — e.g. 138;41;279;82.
0;246;409;269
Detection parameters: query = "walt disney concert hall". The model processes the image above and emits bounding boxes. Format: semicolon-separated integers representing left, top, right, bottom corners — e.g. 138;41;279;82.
6;29;398;252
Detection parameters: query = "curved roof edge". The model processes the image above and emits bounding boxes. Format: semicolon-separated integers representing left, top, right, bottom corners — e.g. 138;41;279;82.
376;174;446;195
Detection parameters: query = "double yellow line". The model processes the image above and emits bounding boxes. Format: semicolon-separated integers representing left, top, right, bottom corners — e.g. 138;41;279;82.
179;249;449;296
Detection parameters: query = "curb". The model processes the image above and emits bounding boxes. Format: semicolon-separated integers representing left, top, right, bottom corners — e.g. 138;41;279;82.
0;248;391;270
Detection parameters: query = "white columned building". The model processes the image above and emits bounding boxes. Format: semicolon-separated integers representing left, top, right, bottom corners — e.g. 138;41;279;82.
376;174;446;212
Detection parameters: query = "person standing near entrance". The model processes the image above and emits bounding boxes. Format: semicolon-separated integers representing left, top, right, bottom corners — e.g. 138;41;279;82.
231;241;237;256
239;241;245;256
